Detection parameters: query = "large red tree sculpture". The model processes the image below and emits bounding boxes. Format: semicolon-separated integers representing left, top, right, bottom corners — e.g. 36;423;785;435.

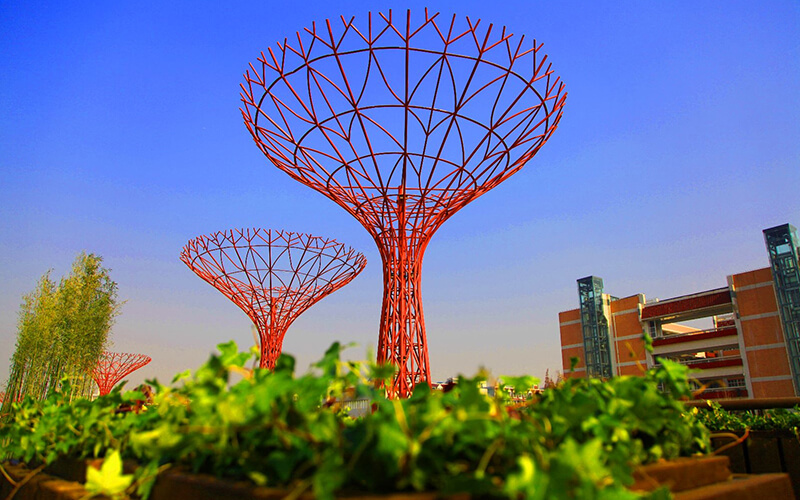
181;229;367;369
241;10;566;397
92;352;152;396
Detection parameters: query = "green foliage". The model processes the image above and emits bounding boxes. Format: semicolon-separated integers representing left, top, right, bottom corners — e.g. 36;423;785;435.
530;358;709;477
2;252;121;408
694;401;800;432
0;342;709;499
498;374;539;402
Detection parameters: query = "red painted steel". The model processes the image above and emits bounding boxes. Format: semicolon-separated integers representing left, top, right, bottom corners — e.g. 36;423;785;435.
240;9;566;397
91;352;152;396
0;391;22;403
181;229;367;369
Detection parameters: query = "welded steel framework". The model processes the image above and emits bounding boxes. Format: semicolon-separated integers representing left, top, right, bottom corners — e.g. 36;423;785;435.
0;391;22;405
181;229;367;369
241;10;566;396
91;352;152;396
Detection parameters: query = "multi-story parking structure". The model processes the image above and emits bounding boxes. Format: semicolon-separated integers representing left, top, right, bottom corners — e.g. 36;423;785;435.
558;223;800;399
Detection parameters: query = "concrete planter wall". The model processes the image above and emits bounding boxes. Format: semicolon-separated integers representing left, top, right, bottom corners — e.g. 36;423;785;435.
0;455;794;500
712;429;800;499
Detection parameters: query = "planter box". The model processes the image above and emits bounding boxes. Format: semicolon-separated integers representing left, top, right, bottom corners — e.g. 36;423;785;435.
712;429;800;499
0;461;107;500
631;456;731;493
673;474;796;500
1;455;793;500
149;471;467;500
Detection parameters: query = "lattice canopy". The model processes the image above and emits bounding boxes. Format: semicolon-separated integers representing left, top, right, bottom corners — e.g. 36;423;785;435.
181;228;367;369
92;352;152;396
241;9;566;396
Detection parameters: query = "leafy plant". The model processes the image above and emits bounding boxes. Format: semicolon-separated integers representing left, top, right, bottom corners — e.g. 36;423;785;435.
693;401;800;433
1;341;709;499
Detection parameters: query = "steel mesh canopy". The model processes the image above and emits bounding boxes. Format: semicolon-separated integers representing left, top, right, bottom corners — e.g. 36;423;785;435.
91;352;152;396
241;9;566;396
181;228;367;369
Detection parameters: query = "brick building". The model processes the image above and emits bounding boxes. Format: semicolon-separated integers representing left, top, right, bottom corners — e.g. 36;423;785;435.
558;223;800;399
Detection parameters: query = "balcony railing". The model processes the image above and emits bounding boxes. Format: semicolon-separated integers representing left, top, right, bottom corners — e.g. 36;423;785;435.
652;326;738;347
685;397;800;410
655;355;743;370
693;387;748;400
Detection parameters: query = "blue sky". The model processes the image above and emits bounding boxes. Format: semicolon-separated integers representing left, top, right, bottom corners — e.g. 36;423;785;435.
1;1;798;388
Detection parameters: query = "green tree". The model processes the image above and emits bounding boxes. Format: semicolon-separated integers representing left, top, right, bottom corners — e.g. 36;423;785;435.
4;271;58;405
2;252;121;408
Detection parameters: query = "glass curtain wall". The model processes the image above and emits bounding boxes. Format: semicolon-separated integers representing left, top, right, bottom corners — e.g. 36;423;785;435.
578;276;613;378
764;223;800;395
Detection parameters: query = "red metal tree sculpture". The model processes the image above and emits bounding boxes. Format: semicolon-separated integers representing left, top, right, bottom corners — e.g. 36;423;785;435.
241;10;567;397
0;391;22;404
92;352;152;396
181;229;367;369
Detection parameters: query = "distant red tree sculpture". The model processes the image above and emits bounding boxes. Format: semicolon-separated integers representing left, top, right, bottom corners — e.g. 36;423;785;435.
181;229;367;369
241;10;567;396
0;391;22;404
92;352;152;396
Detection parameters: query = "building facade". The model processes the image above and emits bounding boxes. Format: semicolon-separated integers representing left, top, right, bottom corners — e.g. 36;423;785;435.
558;223;800;399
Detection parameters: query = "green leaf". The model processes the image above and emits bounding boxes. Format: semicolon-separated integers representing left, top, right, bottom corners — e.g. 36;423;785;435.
85;450;133;497
248;471;268;486
643;332;654;353
171;369;191;384
275;352;296;374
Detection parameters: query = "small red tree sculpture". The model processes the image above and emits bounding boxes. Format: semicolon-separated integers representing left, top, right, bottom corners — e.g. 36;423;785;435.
92;352;152;396
241;10;566;396
0;391;22;404
181;228;367;369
